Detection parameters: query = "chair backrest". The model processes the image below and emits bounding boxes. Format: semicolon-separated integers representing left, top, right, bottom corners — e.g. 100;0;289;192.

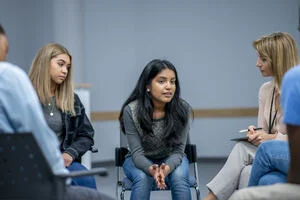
0;133;65;200
117;130;196;164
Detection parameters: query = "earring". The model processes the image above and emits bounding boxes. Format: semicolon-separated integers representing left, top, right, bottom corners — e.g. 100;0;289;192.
147;88;150;92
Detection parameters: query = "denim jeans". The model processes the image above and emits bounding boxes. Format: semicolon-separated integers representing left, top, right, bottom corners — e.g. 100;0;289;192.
123;156;191;200
67;161;97;189
248;140;289;186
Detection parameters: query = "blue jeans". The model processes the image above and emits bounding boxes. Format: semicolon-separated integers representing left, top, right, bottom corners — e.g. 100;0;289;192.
248;140;289;186
67;162;97;189
123;156;191;200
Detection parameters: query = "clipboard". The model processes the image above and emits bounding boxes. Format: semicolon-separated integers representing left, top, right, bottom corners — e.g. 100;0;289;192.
231;127;262;142
230;136;249;142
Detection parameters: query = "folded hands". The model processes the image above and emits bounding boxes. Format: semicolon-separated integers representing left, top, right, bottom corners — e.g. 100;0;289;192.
148;163;170;190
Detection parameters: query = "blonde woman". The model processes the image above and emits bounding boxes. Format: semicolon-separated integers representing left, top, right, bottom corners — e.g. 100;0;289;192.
204;32;299;200
29;43;96;189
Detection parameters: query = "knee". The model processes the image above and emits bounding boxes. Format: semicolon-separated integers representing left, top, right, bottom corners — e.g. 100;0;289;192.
67;162;88;171
131;172;154;191
169;162;189;184
258;171;287;186
257;140;285;158
68;162;96;189
255;143;270;160
259;140;277;150
234;141;251;151
78;175;95;184
169;171;190;189
259;140;286;151
171;169;186;180
133;171;152;185
233;142;252;155
71;174;97;189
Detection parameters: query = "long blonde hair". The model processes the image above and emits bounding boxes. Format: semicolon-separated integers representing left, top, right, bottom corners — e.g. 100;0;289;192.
29;43;75;115
253;32;299;92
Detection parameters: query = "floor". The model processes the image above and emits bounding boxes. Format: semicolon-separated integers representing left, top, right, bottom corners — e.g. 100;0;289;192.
94;158;226;200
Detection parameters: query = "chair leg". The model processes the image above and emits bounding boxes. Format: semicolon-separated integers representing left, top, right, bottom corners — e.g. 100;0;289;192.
194;186;201;200
116;183;120;200
120;189;125;200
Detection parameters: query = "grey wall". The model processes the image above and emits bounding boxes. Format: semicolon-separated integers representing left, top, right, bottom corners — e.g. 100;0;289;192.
84;0;300;162
1;0;299;162
0;0;54;71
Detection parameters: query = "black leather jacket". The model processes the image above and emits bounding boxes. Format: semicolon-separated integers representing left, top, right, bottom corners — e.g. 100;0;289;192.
61;93;94;162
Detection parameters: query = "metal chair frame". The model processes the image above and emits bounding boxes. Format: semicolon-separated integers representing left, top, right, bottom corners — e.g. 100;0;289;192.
115;133;200;200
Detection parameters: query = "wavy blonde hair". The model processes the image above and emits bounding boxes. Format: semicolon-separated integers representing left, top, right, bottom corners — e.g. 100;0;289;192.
29;43;75;115
253;32;299;92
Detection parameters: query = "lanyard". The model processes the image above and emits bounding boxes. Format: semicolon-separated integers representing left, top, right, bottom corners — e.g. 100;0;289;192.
268;87;278;134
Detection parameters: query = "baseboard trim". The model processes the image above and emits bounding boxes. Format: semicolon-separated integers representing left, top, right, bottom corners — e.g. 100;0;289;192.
91;107;258;121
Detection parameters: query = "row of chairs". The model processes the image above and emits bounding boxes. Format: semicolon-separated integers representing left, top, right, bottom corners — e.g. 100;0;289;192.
0;132;200;200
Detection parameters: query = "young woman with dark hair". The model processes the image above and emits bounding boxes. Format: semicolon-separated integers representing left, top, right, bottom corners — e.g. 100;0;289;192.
119;59;192;200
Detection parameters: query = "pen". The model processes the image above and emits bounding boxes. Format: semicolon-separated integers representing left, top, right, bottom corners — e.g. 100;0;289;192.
239;127;263;133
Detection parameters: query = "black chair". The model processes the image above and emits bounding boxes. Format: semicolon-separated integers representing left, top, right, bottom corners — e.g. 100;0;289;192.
90;146;99;153
0;133;108;200
115;133;200;200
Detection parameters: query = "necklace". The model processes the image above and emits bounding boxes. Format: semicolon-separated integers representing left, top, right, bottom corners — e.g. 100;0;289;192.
48;97;55;117
268;87;278;134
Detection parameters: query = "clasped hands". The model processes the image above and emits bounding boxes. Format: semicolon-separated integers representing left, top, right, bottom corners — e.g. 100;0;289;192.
62;152;73;167
148;163;170;190
247;125;275;146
